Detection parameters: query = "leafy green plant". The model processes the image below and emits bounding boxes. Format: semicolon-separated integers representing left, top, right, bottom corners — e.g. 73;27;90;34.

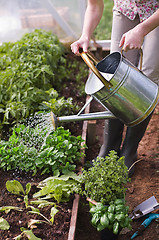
0;29;85;131
76;151;130;204
0;175;80;238
42;90;78;117
0;30;62;123
89;199;132;234
33;173;81;203
0;180;60;239
6;179;31;208
14;229;42;240
0;124;85;175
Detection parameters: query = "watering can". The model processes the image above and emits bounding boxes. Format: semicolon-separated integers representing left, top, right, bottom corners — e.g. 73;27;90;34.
51;49;159;129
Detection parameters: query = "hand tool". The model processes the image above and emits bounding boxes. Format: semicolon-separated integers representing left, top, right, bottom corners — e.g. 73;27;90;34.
129;196;159;220
131;213;159;239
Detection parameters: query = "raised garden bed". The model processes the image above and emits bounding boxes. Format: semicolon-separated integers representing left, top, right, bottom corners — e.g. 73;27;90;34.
0;46;158;240
0;94;88;240
75;102;159;240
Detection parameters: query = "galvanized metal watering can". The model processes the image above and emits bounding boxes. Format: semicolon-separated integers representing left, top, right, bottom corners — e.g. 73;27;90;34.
51;50;159;129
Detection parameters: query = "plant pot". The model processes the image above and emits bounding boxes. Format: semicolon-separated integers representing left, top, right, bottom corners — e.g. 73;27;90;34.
101;228;119;240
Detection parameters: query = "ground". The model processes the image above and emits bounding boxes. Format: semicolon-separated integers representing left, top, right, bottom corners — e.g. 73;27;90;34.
0;169;74;240
75;102;159;240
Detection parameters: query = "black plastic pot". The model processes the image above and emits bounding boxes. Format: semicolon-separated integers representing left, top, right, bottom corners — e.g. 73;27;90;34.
101;228;119;240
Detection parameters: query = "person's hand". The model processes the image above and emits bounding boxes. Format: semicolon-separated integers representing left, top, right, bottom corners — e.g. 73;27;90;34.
119;25;144;52
71;36;90;55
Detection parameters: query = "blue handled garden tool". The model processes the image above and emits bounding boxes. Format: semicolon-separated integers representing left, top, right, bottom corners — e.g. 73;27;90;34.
131;213;159;239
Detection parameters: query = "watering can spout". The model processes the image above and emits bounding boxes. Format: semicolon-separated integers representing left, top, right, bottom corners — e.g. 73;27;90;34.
50;111;116;130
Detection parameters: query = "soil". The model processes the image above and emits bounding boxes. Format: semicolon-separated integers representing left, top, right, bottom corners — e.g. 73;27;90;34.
0;52;159;240
0;170;73;240
75;101;159;240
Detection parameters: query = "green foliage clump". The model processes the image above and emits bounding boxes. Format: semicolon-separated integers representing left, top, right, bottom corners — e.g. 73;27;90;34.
33;173;81;203
0;29;79;128
89;200;132;234
94;0;113;40
0;124;85;175
77;151;129;205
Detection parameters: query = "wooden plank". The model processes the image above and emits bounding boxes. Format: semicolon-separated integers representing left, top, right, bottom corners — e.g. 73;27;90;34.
67;95;91;240
87;120;97;145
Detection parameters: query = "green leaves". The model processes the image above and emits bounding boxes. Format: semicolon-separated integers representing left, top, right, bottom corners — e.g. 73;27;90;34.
0;217;10;230
0;124;84;175
89;199;132;234
78;151;130;204
1;178;60;238
33;173;80;203
0;29;81;129
6;180;31;208
50;207;59;224
6;180;25;195
0;206;23;213
14;229;42;240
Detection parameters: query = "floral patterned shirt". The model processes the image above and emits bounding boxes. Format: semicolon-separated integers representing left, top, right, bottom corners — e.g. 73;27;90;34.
114;0;159;22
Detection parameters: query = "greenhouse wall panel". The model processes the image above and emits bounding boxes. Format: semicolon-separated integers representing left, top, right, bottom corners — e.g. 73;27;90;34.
0;0;87;44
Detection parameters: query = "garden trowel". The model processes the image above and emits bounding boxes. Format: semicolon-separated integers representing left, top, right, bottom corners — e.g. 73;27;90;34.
129;196;159;220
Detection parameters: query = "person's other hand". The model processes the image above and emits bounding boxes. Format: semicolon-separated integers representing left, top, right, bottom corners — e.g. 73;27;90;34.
119;25;144;52
71;36;89;55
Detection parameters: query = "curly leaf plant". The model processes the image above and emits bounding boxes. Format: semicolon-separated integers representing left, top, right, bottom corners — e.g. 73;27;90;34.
75;151;131;234
79;151;130;205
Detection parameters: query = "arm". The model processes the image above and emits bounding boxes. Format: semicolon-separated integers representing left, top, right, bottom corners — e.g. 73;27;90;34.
119;9;159;52
71;0;104;54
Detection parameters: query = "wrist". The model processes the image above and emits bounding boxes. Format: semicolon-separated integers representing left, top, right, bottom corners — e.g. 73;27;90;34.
80;33;90;42
138;18;157;37
135;23;148;38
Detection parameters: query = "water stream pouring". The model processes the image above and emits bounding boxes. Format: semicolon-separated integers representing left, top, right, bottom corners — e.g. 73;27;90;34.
51;49;159;129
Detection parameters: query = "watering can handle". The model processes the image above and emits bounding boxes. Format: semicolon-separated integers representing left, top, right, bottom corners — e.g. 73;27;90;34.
121;48;143;71
79;49;113;89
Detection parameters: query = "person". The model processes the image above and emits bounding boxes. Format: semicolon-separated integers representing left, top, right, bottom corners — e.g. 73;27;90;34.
71;0;159;176
119;8;159;52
